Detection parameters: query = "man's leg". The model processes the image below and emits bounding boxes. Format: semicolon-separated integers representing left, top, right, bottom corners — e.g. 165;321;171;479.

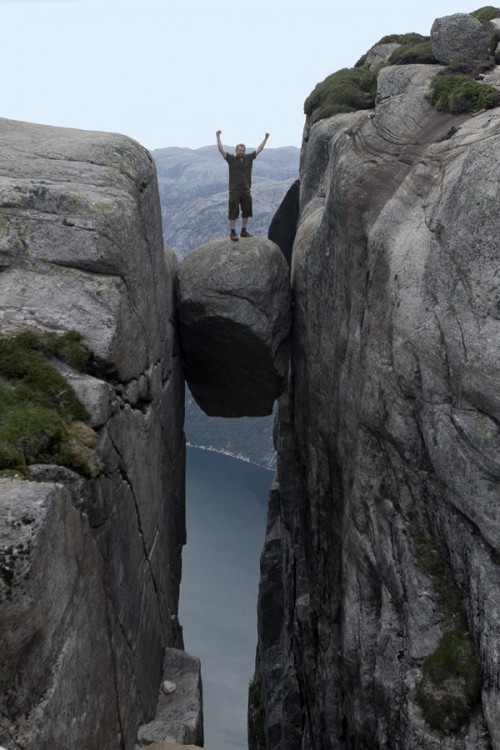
228;193;239;241
229;220;238;241
240;192;253;236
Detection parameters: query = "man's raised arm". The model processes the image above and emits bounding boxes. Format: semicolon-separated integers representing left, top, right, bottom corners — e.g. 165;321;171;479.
256;132;270;156
216;130;227;158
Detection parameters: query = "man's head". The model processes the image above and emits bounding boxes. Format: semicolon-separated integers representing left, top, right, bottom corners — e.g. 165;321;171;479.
235;144;246;156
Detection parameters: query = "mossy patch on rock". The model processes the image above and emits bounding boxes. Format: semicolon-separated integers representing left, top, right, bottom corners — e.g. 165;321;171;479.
355;33;432;67
413;531;482;733
471;5;500;54
0;330;99;477
471;5;500;24
414;531;462;617
306;10;500;127
387;40;435;65
428;69;500;112
304;67;377;122
249;678;266;747
416;628;482;733
306;32;437;125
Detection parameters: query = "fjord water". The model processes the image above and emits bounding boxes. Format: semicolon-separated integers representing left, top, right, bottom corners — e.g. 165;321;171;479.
180;447;272;750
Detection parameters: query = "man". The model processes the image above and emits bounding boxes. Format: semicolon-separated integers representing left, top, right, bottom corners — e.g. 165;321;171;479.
216;130;269;241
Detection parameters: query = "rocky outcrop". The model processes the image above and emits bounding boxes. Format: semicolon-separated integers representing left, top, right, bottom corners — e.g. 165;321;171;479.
364;43;402;71
136;648;203;748
253;18;500;750
178;237;291;417
431;13;490;63
377;63;441;101
0;119;186;750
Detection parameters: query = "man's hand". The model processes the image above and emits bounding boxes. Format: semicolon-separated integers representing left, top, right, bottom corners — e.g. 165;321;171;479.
256;133;270;155
216;131;226;157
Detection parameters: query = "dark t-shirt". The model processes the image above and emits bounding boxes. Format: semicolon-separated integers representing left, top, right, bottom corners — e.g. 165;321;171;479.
225;151;257;191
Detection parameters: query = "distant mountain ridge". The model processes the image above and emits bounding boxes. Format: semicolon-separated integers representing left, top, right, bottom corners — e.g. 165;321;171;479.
152;144;299;469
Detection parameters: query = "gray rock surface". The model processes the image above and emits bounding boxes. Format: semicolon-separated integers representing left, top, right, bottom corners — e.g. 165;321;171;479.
135;648;203;748
140;744;202;750
253;37;500;750
377;63;443;101
0;119;186;750
0;479;120;748
431;13;490;64
364;42;402;71
178;237;291;417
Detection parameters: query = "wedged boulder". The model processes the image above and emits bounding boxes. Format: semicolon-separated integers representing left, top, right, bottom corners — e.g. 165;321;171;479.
431;13;490;64
178;237;291;417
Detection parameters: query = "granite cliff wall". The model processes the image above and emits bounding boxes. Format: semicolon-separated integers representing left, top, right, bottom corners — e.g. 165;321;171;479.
0;119;291;750
3;12;500;750
0;120;187;750
252;17;500;750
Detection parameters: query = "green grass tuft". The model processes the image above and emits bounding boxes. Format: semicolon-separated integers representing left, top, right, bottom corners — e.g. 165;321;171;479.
428;71;500;112
388;41;435;65
11;329;91;371
355;33;433;67
309;32;437;124
304;67;377;122
471;5;500;24
490;29;500;56
0;344;88;421
376;32;429;46
0;330;97;477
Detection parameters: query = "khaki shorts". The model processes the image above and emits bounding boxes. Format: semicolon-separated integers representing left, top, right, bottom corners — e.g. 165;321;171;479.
228;189;253;220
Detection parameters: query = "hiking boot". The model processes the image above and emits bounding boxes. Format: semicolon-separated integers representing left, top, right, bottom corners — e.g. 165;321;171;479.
230;230;239;241
240;228;252;238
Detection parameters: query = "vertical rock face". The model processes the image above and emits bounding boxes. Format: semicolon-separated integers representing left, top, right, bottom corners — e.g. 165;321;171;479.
0;119;185;749
254;49;500;750
268;179;300;267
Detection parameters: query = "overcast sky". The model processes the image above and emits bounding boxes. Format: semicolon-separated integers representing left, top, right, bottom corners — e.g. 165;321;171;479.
1;0;473;151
